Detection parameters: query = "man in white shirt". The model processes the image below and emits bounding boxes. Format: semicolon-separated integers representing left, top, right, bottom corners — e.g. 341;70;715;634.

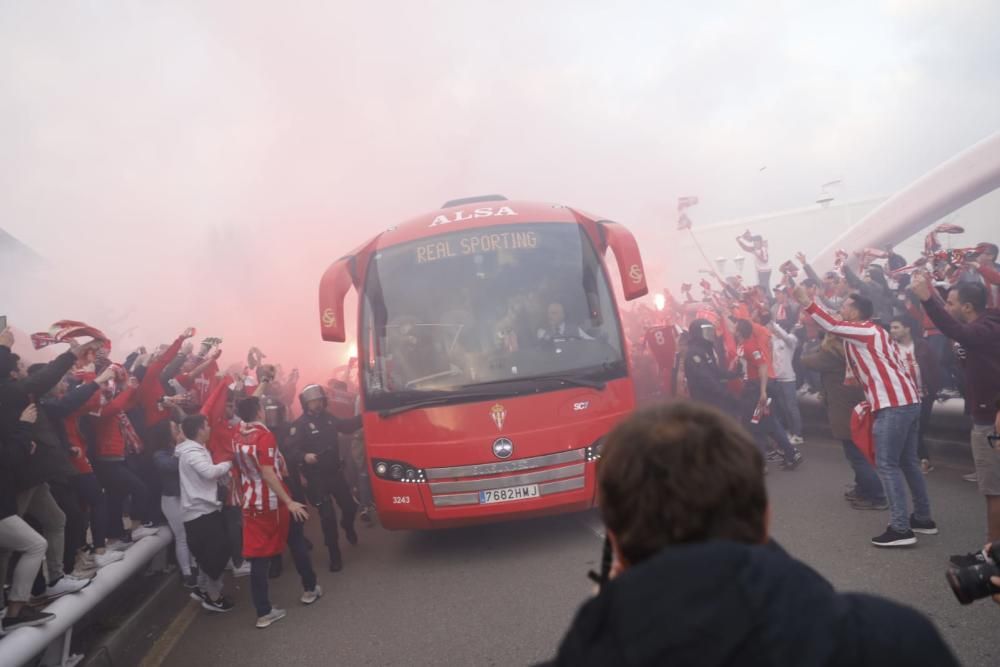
538;303;592;341
766;316;803;444
177;414;235;613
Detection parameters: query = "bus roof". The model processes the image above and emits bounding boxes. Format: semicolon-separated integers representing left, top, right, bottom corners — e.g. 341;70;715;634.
369;199;599;249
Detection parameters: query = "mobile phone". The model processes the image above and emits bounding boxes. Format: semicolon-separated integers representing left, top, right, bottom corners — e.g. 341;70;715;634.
0;315;7;330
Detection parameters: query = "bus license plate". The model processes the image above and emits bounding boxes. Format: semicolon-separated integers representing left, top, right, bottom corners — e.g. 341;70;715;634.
479;484;540;504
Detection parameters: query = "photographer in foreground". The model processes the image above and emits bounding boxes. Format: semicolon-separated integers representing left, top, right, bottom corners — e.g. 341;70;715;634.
546;401;957;667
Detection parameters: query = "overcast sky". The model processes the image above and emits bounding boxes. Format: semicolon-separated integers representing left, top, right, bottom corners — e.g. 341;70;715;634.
2;1;998;366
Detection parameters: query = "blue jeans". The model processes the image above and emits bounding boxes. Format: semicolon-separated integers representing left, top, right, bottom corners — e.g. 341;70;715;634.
872;403;932;532
740;382;796;461
775;380;803;436
248;518;317;618
841;440;885;501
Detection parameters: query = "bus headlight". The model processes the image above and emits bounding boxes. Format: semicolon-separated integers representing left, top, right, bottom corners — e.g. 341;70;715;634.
584;437;605;462
372;459;426;483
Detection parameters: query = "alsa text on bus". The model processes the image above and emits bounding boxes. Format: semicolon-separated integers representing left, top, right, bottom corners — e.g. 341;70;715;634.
429;206;518;227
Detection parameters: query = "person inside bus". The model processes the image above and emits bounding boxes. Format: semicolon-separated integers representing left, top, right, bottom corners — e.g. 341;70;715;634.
493;292;537;353
385;317;453;388
538;302;593;342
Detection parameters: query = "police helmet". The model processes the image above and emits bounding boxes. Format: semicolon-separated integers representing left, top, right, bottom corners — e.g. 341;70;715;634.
263;399;286;428
299;384;328;412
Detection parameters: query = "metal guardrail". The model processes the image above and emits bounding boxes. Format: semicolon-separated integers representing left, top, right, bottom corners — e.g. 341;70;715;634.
0;527;172;667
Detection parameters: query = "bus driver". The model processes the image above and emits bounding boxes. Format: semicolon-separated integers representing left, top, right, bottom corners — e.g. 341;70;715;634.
538;303;593;342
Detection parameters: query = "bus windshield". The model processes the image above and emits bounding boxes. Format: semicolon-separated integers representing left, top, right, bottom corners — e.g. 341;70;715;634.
360;223;627;410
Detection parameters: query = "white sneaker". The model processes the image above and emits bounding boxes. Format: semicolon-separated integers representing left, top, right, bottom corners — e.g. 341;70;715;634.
963;472;978;483
255;608;287;629
93;550;125;568
789;435;804;445
231;562;252;578
43;576;91;600
131;526;159;540
301;585;323;605
69;566;97;580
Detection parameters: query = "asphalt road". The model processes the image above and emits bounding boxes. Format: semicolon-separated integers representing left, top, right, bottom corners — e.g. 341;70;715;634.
157;437;999;667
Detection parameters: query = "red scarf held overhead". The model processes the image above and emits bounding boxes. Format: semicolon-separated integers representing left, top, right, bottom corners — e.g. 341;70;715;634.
31;320;111;353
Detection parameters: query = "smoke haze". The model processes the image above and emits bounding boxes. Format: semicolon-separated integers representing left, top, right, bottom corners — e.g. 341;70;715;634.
2;1;999;378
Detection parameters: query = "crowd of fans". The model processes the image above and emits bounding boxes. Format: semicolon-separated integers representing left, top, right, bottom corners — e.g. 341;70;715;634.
2;222;998;644
622;225;1000;549
1;325;365;633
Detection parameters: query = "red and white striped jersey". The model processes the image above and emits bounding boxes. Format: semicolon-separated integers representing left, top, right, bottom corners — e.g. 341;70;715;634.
806;303;918;411
233;422;288;513
894;341;924;397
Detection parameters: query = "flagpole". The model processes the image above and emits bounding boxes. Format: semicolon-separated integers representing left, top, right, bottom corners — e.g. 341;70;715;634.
686;228;723;281
676;197;724;283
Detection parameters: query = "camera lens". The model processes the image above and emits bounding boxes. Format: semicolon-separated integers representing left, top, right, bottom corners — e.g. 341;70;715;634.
946;562;1000;605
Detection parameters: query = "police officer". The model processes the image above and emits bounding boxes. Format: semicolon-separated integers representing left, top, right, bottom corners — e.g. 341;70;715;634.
683;319;739;416
287;385;362;572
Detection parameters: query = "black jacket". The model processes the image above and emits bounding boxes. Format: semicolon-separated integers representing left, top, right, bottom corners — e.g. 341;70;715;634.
547;540;958;667
684;338;737;411
0;349;80;491
29;380;102;487
1;421;36;519
285;411;362;472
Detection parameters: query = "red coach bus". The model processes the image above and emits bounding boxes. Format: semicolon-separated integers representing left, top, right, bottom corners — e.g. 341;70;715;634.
319;195;647;529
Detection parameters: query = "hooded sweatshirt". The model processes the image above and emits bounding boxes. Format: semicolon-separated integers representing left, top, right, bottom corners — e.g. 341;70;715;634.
176;438;232;523
547;541;957;667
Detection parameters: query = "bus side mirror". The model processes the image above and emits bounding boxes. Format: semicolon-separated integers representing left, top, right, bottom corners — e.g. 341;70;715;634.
319;257;354;342
600;221;648;301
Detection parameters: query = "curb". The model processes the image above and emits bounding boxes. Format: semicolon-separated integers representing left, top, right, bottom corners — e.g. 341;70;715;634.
81;572;190;667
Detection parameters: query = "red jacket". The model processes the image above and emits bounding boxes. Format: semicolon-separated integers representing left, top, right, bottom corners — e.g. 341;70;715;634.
177;359;219;406
201;375;241;506
139;336;183;427
201;374;236;464
95;387;139;459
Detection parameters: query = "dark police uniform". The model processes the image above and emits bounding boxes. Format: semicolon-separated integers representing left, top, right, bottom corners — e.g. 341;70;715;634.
286;411;363;569
683;337;739;416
